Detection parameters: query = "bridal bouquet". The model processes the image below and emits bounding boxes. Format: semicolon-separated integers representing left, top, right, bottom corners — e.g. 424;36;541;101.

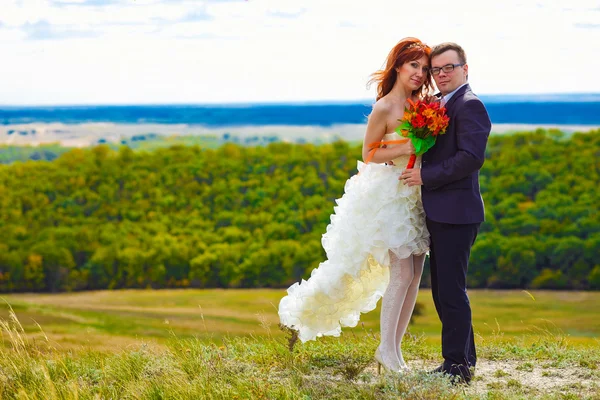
395;98;450;169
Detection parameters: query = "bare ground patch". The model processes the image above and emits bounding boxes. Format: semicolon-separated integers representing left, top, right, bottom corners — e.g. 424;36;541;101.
354;358;600;398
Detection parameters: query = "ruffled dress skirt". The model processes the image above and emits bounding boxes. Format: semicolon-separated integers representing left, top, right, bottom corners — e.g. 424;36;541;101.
278;156;429;342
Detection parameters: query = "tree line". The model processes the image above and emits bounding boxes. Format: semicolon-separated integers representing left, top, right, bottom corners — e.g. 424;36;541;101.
0;129;598;292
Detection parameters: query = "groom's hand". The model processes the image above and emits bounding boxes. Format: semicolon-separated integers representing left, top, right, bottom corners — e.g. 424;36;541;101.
400;168;423;186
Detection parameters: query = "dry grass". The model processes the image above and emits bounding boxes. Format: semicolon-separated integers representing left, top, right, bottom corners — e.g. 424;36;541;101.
1;304;599;399
1;289;599;352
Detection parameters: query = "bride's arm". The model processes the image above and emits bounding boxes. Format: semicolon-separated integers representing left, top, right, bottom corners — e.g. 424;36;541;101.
362;102;414;163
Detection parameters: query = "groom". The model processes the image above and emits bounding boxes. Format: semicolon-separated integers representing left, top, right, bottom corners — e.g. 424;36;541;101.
400;42;491;383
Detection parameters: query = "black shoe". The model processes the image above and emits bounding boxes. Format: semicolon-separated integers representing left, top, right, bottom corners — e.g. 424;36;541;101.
428;365;444;374
448;365;473;385
448;372;471;385
429;364;472;385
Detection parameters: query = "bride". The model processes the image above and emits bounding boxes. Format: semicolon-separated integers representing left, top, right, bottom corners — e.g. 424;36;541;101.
278;37;433;373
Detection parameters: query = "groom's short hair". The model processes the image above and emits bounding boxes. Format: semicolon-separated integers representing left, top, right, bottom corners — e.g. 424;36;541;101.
430;42;467;64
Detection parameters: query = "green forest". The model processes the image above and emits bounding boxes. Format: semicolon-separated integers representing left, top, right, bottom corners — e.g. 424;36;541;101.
0;129;599;292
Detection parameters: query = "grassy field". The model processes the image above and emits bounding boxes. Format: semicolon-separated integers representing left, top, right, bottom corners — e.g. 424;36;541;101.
1;289;599;399
1;289;599;351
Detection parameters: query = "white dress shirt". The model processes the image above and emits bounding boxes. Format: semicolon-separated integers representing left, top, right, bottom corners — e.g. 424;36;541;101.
441;83;468;107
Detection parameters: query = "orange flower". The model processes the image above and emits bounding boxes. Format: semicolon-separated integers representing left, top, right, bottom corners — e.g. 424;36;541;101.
422;108;436;120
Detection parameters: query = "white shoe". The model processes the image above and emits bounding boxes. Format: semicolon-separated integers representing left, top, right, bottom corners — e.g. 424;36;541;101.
374;347;403;374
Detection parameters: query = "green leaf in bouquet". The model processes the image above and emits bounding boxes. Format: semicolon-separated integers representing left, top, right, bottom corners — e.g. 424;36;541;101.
410;134;436;156
395;121;412;137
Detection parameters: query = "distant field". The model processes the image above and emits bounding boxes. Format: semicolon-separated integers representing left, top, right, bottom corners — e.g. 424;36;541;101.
1;289;599;351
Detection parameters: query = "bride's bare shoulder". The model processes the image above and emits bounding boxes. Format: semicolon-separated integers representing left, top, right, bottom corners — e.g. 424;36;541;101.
370;97;393;116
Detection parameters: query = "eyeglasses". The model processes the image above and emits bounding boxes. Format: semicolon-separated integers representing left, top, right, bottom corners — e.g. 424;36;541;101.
430;63;465;76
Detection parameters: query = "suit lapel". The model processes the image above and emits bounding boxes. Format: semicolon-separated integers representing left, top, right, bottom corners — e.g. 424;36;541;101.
431;84;470;152
424;85;470;161
444;83;470;111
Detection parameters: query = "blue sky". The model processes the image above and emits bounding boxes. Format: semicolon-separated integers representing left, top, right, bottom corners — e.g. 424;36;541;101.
1;0;599;105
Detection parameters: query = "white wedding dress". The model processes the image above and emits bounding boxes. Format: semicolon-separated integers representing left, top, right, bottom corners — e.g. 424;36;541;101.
278;132;429;343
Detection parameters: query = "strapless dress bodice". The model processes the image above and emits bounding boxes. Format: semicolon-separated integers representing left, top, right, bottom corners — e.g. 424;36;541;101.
382;132;420;168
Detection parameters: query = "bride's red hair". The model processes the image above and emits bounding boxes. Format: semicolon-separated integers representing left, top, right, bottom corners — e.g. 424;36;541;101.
368;37;433;101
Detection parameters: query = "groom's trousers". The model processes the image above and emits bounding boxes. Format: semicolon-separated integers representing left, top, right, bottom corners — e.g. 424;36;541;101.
426;218;479;378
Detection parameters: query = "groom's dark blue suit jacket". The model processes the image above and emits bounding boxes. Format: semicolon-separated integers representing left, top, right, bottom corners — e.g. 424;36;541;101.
421;84;491;224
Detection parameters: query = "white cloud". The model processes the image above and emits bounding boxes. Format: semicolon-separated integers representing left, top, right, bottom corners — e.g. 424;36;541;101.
21;19;100;39
0;0;598;104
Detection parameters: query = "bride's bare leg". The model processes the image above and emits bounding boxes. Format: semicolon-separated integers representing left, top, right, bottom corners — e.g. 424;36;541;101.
394;253;426;367
378;251;413;371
